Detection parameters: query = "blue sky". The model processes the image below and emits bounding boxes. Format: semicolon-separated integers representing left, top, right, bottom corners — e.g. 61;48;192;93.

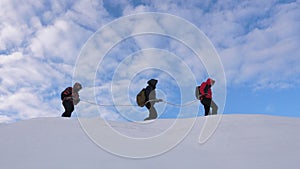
0;0;299;123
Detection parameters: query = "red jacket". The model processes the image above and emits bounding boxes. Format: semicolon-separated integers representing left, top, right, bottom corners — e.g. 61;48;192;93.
199;78;214;99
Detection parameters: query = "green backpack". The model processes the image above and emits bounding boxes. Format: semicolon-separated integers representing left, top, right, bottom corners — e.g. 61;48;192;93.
136;88;146;107
195;86;202;100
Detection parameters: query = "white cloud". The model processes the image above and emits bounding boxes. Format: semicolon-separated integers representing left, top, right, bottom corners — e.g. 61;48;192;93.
196;0;300;89
0;23;25;51
30;19;78;61
143;0;300;89
0;51;70;121
1;0;299;123
0;0;109;123
0;115;14;123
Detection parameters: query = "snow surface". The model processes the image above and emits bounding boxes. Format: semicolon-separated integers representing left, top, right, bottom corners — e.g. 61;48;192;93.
0;114;299;169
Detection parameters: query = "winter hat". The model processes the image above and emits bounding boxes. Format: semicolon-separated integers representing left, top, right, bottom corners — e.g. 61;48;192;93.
207;78;215;85
74;82;82;90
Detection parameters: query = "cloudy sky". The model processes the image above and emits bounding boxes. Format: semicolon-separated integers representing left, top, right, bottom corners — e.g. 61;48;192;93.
0;0;299;123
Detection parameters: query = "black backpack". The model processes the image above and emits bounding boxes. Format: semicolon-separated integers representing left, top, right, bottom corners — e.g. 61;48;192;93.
61;87;72;100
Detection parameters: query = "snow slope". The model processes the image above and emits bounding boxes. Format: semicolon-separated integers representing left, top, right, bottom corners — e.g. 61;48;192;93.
0;114;299;169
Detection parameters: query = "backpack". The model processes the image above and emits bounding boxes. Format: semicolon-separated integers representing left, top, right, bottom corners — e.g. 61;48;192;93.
61;87;72;100
195;86;202;100
136;88;146;107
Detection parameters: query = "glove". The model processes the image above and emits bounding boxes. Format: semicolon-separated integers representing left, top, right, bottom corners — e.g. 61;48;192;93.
63;96;72;101
156;99;163;102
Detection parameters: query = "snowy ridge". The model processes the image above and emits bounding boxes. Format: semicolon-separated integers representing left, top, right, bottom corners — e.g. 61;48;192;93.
0;114;299;169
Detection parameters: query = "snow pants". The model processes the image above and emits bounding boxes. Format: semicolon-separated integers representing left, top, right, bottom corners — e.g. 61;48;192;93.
62;100;74;117
201;98;218;116
145;102;158;121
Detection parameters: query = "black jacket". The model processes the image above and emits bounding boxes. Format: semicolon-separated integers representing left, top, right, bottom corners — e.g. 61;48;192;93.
145;79;158;102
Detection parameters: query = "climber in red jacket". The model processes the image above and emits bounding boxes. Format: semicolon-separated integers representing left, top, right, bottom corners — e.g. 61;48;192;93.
198;78;218;116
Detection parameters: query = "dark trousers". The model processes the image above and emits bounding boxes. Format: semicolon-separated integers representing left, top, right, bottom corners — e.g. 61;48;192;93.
201;98;212;116
201;98;218;116
62;100;74;117
144;102;158;121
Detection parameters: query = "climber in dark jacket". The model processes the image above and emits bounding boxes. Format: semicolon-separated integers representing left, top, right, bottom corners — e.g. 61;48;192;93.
61;82;82;117
144;79;160;121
